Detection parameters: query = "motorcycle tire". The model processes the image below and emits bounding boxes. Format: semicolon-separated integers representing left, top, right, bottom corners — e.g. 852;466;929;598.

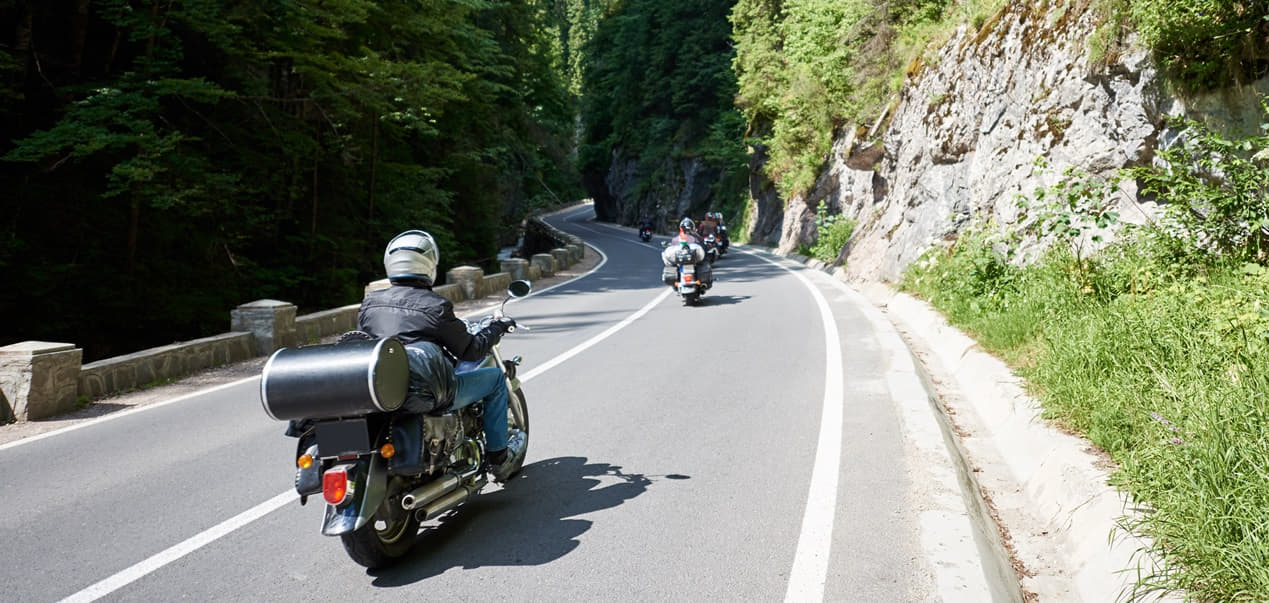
340;480;421;568
683;291;700;306
502;388;530;478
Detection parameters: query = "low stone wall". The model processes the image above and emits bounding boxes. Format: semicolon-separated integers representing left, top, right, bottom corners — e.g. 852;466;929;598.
77;332;256;400
296;304;359;345
1;210;589;421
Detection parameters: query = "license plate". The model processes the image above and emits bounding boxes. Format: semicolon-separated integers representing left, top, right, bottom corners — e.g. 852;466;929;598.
315;419;371;457
682;265;695;275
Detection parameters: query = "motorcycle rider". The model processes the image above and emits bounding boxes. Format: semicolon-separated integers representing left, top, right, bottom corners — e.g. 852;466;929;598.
661;217;713;288
358;229;526;482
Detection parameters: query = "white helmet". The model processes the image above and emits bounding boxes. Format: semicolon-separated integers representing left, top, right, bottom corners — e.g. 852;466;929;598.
383;230;439;286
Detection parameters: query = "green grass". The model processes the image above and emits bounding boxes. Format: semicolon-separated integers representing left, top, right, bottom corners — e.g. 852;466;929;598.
902;231;1269;600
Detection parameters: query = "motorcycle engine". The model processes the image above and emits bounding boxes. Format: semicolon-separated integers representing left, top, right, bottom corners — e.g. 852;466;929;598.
421;414;463;472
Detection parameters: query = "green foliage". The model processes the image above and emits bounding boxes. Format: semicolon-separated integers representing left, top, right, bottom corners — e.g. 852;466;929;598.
731;0;969;199
904;231;1269;599
0;0;580;360
1016;161;1124;259
1132;109;1269;264
806;201;857;263
904;107;1269;599
577;0;746;220
1127;0;1269;89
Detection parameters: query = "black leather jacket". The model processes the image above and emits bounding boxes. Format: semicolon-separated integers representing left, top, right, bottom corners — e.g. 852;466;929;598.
358;284;505;362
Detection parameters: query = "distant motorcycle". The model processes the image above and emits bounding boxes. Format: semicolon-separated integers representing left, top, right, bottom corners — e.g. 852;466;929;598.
261;281;533;568
703;234;720;263
717;225;729;255
638;225;653;242
661;240;711;305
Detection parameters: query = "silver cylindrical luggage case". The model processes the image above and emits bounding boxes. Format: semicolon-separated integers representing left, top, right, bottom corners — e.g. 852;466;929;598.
260;337;409;421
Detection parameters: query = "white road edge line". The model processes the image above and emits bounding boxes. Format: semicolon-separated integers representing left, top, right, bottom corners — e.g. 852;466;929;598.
518;287;673;383
58;229;671;603
60;491;299;603
0;377;258;453
739;248;844;602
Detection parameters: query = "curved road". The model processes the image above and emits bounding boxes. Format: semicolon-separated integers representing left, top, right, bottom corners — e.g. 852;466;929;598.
0;204;1013;602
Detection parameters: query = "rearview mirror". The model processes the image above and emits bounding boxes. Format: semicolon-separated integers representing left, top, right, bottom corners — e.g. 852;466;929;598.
507;280;532;298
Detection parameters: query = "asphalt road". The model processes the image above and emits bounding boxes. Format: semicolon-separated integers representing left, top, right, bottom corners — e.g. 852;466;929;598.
0;205;1010;602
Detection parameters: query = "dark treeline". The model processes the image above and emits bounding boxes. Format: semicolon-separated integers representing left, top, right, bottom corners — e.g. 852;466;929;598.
0;0;582;360
577;0;748;225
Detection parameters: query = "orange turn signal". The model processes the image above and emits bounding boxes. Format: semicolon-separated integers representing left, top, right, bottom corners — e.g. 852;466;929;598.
380;443;396;459
297;454;313;469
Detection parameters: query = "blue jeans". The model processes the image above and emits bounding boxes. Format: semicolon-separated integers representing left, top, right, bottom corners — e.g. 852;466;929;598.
452;366;510;452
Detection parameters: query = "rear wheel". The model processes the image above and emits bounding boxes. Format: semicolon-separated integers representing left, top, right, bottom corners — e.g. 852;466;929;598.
340;479;421;568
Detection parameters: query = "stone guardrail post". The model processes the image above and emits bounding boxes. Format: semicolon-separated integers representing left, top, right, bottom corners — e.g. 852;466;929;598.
500;258;529;281
550;248;571;268
0;342;83;421
566;243;583;263
530;253;555;277
445;266;484;301
231;299;297;355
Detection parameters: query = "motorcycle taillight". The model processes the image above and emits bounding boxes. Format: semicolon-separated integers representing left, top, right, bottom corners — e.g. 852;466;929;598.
322;467;350;505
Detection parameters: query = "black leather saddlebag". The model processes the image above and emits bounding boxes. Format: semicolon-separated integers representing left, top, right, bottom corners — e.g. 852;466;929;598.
260;338;409;421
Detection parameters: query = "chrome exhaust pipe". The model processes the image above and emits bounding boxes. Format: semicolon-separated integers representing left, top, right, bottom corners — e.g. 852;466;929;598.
400;440;482;510
415;477;487;522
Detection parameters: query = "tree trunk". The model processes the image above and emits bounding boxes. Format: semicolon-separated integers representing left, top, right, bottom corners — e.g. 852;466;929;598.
13;2;33;85
368;119;378;220
71;0;91;77
311;154;319;236
128;198;140;271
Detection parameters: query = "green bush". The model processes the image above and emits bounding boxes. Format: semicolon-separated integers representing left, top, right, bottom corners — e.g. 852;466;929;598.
807;201;857;263
1127;0;1269;89
902;110;1269;598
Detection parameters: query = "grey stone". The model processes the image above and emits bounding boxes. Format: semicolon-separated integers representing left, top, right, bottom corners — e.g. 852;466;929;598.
500;258;529;281
530;253;555;277
481;273;513;298
550;248;571;268
231;299;297;355
0;341;82;421
446;266;484;301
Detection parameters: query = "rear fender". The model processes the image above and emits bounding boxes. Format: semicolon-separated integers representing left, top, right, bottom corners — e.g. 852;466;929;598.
320;455;388;536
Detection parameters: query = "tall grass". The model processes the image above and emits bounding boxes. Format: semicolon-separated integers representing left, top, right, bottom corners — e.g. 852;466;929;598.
903;227;1269;600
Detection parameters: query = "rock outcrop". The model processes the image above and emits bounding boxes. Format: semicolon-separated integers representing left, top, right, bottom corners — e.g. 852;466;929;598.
761;2;1269;281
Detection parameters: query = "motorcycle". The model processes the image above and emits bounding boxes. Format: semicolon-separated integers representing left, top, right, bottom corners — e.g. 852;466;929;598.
661;240;711;305
717;225;729;255
638;225;653;242
703;233;720;263
260;280;533;568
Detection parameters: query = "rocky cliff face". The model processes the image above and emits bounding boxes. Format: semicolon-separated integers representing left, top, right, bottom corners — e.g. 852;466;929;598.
587;148;723;232
759;2;1269;281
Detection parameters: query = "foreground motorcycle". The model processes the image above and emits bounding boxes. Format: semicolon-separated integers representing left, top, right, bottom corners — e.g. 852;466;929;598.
661;240;711;305
260;280;532;568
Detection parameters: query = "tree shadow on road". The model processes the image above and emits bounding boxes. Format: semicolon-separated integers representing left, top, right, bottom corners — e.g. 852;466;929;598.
367;456;688;586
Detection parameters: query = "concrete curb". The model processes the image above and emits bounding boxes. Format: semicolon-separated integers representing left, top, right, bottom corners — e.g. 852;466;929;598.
747;245;1176;602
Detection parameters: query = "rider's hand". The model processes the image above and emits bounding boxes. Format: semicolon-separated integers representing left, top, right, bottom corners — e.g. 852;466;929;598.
494;317;517;333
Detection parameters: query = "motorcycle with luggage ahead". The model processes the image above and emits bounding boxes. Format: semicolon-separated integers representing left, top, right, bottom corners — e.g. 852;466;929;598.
661;240;712;305
260;280;533;568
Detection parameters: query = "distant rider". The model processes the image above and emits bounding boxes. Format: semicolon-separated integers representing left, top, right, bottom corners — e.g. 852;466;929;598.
661;218;713;288
358;229;526;482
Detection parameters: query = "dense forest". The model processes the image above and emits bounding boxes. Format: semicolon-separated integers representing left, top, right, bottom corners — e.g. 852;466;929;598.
2;0;1266;363
0;0;584;360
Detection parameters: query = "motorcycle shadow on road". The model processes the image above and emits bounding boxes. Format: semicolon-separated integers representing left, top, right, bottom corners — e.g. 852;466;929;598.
694;294;750;306
367;456;688;585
